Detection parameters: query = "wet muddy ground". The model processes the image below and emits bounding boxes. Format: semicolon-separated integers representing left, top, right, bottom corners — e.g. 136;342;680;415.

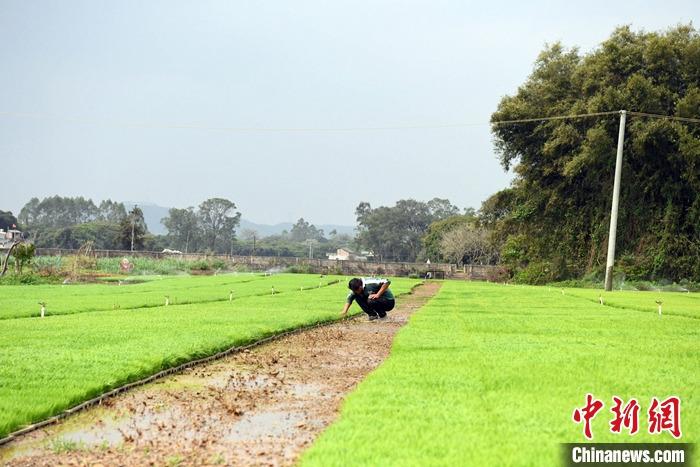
2;281;440;466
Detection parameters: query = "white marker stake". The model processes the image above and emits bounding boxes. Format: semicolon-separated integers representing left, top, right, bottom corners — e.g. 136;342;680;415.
271;287;275;295
229;291;233;302
165;296;170;306
40;303;46;318
599;296;604;305
656;300;662;317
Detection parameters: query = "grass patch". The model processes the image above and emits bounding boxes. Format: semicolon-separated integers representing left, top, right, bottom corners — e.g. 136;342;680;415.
302;281;699;466
0;273;348;319
49;438;86;454
562;286;700;320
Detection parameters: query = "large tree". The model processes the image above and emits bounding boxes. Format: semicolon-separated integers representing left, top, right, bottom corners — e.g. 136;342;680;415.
197;198;241;253
355;198;460;261
162;207;199;253
119;206;148;251
289;218;325;242
488;25;700;282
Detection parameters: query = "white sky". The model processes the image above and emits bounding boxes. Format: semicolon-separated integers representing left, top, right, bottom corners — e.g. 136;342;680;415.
1;0;698;224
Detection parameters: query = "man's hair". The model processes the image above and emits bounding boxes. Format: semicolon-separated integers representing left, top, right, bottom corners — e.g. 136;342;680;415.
348;278;363;291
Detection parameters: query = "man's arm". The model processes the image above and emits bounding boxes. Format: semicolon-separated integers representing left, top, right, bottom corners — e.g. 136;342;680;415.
368;281;390;300
340;301;352;316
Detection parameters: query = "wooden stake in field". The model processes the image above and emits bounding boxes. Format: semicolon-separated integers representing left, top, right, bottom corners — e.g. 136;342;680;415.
38;302;46;318
656;300;662;317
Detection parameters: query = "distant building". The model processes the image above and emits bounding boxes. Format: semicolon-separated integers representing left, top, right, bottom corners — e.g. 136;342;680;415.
0;229;24;251
327;247;368;261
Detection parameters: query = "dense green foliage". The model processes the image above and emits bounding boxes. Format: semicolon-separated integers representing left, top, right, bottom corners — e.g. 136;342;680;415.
18;196;133;250
303;281;699;465
14;196;246;254
0;274;421;438
18;196;126;229
486;25;700;283
355;198;461;261
8;243;35;275
0;210;18;230
118;206;148;250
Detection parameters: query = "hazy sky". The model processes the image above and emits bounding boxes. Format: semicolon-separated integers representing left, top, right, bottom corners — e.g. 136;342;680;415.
1;1;697;225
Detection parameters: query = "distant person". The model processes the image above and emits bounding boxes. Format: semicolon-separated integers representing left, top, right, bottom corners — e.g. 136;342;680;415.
341;277;395;321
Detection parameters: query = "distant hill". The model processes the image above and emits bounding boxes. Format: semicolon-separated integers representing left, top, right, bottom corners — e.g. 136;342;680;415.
123;202;355;238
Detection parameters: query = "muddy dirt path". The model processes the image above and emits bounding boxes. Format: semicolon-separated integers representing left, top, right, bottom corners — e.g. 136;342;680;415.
2;281;441;467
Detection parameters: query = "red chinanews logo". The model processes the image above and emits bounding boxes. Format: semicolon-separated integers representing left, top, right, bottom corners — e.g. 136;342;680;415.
572;394;681;440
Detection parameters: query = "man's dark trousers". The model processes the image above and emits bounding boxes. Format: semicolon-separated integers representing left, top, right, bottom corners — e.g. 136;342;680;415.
355;295;395;318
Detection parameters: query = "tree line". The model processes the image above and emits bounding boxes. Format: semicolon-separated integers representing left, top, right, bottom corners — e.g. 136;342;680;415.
6;194;492;264
12;196;243;254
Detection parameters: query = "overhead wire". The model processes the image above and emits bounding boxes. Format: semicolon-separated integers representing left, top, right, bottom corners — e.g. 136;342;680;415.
0;110;698;133
626;111;700;125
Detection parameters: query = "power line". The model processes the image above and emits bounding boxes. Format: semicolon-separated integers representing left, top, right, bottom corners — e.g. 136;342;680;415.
0;109;698;133
490;111;620;125
627;111;700;124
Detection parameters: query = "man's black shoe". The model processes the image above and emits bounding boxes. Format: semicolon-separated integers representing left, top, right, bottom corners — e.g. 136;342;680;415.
368;315;379;321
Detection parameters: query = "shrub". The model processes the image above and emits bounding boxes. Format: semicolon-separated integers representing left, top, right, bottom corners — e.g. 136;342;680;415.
485;266;510;283
286;264;315;274
513;262;555;285
10;243;36;274
189;260;212;271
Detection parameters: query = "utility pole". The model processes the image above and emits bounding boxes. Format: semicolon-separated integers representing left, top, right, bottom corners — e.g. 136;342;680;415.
130;205;137;252
604;110;627;291
307;239;314;259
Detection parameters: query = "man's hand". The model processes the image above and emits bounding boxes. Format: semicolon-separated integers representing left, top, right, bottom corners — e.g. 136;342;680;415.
340;303;351;316
369;282;389;301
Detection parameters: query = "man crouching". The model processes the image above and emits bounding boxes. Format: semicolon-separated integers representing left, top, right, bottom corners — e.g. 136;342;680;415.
340;277;395;321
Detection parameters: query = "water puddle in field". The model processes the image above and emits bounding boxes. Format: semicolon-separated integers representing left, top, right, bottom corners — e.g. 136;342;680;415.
57;424;124;446
224;410;306;441
41;378;327;450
